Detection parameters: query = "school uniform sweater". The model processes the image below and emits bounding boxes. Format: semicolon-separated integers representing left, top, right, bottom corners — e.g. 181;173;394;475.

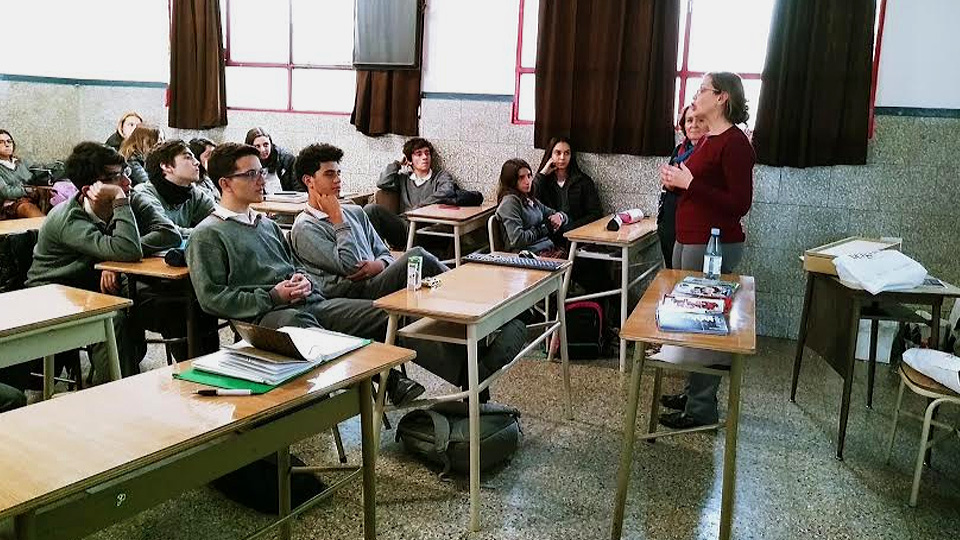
377;161;457;212
0;159;32;203
495;193;567;252
133;181;215;240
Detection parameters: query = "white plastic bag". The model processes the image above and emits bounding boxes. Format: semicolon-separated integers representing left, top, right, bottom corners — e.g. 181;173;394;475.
902;348;960;394
833;250;927;295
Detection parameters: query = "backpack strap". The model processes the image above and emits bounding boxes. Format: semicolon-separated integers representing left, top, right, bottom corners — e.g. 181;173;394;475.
423;410;454;477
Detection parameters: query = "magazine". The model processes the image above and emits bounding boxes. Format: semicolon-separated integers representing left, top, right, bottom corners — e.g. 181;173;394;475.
671;276;739;300
659;294;725;314
654;276;738;335
655;309;729;335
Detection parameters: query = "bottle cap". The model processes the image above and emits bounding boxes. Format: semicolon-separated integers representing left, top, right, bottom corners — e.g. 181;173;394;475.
710;227;720;235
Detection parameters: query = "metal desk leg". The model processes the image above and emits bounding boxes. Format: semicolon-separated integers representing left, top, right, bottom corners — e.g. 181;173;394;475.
277;446;292;540
186;283;198;359
790;273;815;402
925;300;943;465
619;246;630;372
466;324;481;532
360;380;377;540
611;342;647;540
372;314;399;460
837;298;861;461
104;315;122;381
405;222;417;251
867;316;879;408
453;224;462;267
557;277;573;420
42;355;55;400
719;355;744;540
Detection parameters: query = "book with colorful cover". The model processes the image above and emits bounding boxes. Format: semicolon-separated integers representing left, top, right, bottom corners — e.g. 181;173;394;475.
655;308;729;335
655;276;739;335
659;294;725;314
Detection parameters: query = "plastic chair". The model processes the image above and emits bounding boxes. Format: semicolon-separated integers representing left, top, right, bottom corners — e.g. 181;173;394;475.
885;362;960;506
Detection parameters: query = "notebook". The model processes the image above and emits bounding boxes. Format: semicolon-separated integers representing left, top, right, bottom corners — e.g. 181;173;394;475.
263;191;308;203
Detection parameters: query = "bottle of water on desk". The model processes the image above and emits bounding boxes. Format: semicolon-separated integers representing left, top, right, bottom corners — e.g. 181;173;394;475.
703;228;722;279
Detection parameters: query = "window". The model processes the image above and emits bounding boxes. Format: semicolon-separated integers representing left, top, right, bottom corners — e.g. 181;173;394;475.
222;0;356;114
513;0;773;128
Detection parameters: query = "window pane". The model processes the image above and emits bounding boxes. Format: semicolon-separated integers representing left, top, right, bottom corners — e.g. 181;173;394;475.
686;0;774;74
520;0;540;68
743;78;762;130
292;69;356;113
228;0;290;63
226;66;289;109
676;2;689;71
517;73;536;121
292;0;354;65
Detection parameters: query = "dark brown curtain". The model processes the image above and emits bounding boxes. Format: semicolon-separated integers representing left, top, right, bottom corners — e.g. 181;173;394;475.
169;0;227;129
534;0;679;155
350;70;422;137
752;0;876;167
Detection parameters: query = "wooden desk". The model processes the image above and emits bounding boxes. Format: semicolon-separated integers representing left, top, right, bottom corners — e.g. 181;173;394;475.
0;342;415;540
0;217;45;235
404;203;496;266
95;257;199;358
250;192;373;217
373;257;572;532
611;270;756;540
791;268;960;460
0;284;131;399
562;215;660;371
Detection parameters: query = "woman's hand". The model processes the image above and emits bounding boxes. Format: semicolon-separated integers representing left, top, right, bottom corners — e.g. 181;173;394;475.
540;158;555;176
547;213;564;231
660;162;694;190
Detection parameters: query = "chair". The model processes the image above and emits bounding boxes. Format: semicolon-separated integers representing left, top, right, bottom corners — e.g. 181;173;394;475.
487;214;506;253
374;188;402;215
885;362;960;506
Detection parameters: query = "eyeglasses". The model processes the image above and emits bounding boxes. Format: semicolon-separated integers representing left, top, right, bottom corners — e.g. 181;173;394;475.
695;86;720;96
0;139;13;146
101;167;132;182
227;168;268;180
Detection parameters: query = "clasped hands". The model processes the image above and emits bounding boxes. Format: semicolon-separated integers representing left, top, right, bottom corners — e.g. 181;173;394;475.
660;162;694;191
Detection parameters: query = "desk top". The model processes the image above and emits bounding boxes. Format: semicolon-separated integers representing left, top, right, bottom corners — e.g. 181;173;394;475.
95;257;190;280
405;203;496;223
0;341;414;519
620;269;756;355
373;256;567;322
563;215;657;246
250;200;306;215
0;217;45;235
0;284;132;339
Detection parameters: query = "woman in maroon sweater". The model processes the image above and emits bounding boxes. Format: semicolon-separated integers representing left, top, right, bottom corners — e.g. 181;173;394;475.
657;71;755;429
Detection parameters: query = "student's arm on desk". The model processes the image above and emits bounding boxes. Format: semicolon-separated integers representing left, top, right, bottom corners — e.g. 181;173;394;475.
424;169;457;206
186;231;280;319
131;191;182;255
496;194;549;251
63;199;142;261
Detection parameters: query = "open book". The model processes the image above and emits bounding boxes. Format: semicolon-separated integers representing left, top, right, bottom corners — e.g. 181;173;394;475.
192;323;370;386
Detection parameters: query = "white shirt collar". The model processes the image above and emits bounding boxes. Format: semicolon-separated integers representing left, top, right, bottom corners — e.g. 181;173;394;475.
213;203;259;225
410;169;433;188
0;158;16;170
303;204;329;221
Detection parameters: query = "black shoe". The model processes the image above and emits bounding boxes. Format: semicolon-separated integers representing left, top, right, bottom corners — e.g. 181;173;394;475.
386;370;425;407
659;393;687;411
658;411;713;429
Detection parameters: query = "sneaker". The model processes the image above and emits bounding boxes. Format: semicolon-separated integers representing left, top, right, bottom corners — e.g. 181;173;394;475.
386;370;426;407
659;393;687;411
658;411;714;429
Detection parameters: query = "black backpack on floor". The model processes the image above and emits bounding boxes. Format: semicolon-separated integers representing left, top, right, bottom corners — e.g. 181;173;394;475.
211;454;326;515
565;301;604;360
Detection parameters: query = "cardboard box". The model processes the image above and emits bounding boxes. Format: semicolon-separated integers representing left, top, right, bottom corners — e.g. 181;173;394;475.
803;236;901;275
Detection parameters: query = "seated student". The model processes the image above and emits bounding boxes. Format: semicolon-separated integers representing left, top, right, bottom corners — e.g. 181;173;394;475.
134;139;219;360
188;137;221;202
0;382;26;413
291;143;526;401
186;142;424;405
26;142;149;383
105;111;143;150
364;137;457;249
289;143;448;300
119;124;164;186
495;158;567;254
244;127;298;194
0;129;44;219
534;137;602;234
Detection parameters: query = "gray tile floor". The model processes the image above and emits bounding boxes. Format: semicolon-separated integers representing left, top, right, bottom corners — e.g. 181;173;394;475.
72;336;960;539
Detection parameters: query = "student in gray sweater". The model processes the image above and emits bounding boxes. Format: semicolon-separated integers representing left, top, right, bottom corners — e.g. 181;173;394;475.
495;158;567;254
187;143;424;405
364;138;457;249
290;143;448;299
26;142;151;382
133;139;219;360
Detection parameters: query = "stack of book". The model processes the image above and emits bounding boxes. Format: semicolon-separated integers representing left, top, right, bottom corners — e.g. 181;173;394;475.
655;276;739;335
264;191;308;203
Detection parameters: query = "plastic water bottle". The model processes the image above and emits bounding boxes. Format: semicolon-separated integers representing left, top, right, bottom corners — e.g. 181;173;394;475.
702;228;722;279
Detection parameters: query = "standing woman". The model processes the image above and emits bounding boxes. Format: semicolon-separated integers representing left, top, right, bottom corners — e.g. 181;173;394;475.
188;137;220;202
119;124;164;186
0;130;44;219
658;72;754;429
657;106;707;267
495;158;567;254
534;137;602;233
245;127;298;194
105;111;143;150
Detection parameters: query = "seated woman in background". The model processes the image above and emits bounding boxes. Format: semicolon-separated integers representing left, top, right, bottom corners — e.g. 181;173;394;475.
495;158;567;254
104;111;143;150
657;105;706;268
188;137;220;201
534;136;601;234
0;129;44;219
119;124;164;186
244;127;298;194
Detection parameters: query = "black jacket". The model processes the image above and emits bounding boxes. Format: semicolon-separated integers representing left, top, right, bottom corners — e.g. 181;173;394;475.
264;145;300;192
533;171;602;232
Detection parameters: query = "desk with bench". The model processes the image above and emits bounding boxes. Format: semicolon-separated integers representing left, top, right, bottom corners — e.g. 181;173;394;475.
0;217;45;236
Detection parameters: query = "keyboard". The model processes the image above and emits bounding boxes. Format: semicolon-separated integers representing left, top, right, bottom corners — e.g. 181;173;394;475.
462;252;565;272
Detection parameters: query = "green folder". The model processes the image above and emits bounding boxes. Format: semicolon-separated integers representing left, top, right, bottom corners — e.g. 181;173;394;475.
174;368;276;394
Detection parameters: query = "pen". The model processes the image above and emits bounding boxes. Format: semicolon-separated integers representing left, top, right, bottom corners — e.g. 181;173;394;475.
196;389;253;396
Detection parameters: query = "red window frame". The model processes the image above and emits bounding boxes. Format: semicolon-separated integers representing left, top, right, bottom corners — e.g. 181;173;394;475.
221;0;354;115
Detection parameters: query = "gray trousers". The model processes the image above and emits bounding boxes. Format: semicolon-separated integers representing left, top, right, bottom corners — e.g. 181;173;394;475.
349;247;449;300
671;241;744;423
